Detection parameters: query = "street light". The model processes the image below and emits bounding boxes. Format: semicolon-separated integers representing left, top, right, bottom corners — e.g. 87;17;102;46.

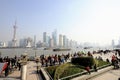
20;53;28;80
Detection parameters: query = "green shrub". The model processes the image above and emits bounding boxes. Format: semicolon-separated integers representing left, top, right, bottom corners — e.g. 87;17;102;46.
71;57;95;68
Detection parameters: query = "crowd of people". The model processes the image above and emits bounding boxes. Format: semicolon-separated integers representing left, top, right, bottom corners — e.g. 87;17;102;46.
38;51;94;67
40;53;70;67
0;55;21;77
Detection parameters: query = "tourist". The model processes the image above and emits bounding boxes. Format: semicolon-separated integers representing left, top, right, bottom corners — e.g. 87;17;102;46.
94;64;97;72
0;57;3;62
5;64;9;77
85;66;91;74
17;59;21;71
106;58;110;63
58;55;61;65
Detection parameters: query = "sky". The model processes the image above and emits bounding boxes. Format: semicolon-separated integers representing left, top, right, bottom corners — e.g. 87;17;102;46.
0;0;120;46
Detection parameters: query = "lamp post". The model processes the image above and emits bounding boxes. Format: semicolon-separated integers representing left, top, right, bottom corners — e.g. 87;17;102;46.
35;57;40;73
0;51;1;57
20;53;28;80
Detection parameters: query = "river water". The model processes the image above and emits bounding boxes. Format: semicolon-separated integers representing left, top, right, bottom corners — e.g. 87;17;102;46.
0;47;109;58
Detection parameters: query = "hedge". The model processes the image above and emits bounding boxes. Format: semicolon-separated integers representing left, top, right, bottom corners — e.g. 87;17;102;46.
71;57;95;68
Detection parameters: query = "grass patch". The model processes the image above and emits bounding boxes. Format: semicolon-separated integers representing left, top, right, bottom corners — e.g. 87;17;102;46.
97;60;110;67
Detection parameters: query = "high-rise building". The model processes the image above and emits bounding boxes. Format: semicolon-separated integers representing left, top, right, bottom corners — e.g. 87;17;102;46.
52;29;57;47
63;35;67;48
34;35;36;48
49;38;54;47
43;32;52;47
59;34;63;47
118;37;120;46
26;37;33;48
36;41;42;48
19;39;25;47
112;39;115;48
0;42;6;47
69;40;73;48
43;32;47;43
47;36;51;47
8;41;12;47
66;38;69;48
19;37;33;48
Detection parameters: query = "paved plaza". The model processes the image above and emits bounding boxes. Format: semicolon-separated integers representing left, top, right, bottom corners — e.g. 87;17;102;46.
0;61;42;80
90;68;120;80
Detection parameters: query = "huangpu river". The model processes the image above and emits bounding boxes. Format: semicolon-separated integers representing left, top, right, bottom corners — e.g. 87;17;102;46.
0;47;110;58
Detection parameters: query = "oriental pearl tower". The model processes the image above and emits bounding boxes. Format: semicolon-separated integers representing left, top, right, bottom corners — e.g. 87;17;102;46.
12;21;17;47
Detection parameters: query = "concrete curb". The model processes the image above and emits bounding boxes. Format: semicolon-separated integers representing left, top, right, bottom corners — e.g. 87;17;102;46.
71;66;114;80
40;68;51;80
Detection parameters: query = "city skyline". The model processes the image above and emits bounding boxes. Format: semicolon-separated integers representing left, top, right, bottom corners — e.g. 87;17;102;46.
1;0;120;46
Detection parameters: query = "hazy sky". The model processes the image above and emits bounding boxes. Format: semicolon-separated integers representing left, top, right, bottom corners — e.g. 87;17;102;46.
0;0;120;46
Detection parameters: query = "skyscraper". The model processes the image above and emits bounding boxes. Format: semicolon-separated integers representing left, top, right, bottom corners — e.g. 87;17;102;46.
34;35;36;48
0;42;6;47
19;39;25;47
66;38;69;48
47;36;50;47
118;37;120;46
49;38;54;47
63;35;67;48
43;32;47;46
52;29;57;47
112;39;115;48
59;34;63;47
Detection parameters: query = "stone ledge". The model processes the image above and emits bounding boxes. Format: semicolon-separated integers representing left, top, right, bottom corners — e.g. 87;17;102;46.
72;66;114;80
40;68;51;80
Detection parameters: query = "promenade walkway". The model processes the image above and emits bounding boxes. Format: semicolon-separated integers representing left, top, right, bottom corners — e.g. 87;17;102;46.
71;66;113;80
0;61;43;80
90;68;120;80
27;61;42;80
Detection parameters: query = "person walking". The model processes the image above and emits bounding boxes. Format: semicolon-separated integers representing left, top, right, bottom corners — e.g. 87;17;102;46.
86;66;91;74
5;65;9;77
94;64;97;72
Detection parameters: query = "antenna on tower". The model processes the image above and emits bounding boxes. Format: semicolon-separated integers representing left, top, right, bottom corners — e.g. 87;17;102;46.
12;20;17;47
